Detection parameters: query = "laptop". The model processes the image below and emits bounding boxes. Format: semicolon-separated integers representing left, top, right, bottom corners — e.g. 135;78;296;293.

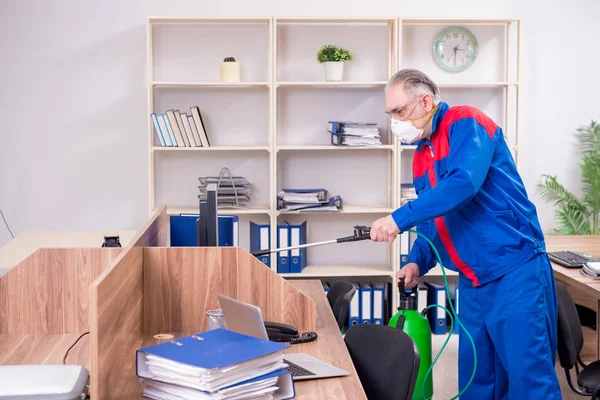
217;294;350;381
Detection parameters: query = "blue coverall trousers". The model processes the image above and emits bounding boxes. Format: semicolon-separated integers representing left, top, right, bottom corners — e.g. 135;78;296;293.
457;253;562;399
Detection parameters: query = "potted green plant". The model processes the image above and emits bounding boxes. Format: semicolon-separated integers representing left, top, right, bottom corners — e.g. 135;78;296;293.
537;119;600;234
316;44;354;81
220;57;240;82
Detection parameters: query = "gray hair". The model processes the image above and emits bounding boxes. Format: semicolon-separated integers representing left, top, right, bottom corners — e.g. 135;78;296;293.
385;69;441;105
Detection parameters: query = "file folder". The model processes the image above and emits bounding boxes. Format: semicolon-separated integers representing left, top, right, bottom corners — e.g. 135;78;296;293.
277;225;290;273
359;282;373;324
136;329;293;396
170;214;239;247
454;286;460;334
417;282;428;311
372;283;385;325
289;221;307;273
140;369;295;400
250;222;271;267
349;283;360;326
424;281;447;334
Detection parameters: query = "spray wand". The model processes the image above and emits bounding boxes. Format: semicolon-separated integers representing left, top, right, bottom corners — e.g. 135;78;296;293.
250;225;372;257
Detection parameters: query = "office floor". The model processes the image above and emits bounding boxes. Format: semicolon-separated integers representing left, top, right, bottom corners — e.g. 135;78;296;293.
431;335;580;399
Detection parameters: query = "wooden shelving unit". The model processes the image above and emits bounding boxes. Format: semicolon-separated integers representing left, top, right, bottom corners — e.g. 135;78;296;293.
147;16;521;310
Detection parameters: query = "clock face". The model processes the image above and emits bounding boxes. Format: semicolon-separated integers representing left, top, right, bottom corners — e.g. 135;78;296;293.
433;27;478;72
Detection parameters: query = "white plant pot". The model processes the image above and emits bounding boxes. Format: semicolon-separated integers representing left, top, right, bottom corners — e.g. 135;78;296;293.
220;62;240;82
324;62;344;81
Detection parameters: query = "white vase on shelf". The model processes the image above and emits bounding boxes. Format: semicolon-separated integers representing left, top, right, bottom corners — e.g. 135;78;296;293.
324;62;344;81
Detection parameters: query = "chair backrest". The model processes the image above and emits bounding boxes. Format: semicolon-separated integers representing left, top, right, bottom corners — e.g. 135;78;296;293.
556;280;584;370
344;324;420;400
326;281;357;330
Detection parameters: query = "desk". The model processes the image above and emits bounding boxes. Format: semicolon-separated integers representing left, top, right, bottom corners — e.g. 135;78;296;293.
0;280;365;399
547;235;600;361
288;280;366;399
0;230;137;274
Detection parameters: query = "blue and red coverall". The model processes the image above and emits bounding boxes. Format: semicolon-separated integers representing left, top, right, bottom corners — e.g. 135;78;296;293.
391;101;561;399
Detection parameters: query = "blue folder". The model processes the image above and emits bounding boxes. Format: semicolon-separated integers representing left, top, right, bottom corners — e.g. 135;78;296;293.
288;221;307;273
170;214;238;247
277;224;290;273
250;222;271;267
137;329;294;398
424;281;447;335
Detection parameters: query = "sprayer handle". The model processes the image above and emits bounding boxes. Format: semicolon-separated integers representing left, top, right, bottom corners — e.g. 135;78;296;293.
251;249;271;257
397;278;405;294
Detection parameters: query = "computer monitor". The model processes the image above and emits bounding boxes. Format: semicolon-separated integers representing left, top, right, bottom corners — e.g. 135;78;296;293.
197;183;218;246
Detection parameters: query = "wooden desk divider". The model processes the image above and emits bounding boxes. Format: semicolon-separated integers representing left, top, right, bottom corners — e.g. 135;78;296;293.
0;248;122;334
90;205;316;398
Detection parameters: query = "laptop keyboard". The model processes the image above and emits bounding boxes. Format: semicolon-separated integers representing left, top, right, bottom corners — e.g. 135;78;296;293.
283;359;316;377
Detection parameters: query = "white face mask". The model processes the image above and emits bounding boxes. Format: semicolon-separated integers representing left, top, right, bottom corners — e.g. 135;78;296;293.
391;118;424;144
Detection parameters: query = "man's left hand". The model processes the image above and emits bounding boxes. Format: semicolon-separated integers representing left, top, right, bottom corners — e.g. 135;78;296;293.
370;215;401;242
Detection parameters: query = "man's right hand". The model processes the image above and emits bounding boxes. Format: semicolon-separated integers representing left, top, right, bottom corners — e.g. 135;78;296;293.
396;263;420;287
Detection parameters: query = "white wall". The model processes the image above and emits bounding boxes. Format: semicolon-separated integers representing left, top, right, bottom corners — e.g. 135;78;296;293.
1;0;599;247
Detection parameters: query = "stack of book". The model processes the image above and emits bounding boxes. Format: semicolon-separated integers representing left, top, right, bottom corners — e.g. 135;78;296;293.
136;329;295;399
277;189;342;212
400;184;417;205
151;106;211;147
327;121;382;147
198;174;252;209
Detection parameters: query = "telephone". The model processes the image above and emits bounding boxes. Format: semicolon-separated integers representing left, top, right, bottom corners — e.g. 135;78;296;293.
264;322;317;344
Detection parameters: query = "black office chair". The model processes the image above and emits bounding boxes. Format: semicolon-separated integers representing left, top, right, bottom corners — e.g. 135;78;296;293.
344;324;420;400
326;280;357;331
556;280;600;399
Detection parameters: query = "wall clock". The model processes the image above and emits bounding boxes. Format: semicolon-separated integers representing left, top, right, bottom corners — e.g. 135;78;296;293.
433;26;478;72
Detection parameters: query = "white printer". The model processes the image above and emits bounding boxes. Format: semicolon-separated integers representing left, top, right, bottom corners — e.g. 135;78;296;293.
0;365;89;400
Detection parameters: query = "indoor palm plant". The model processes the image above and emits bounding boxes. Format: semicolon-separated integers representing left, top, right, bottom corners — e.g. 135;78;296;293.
537;120;600;234
316;44;354;81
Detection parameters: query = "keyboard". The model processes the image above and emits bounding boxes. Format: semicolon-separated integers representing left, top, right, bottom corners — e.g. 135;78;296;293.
548;251;597;268
283;359;316;377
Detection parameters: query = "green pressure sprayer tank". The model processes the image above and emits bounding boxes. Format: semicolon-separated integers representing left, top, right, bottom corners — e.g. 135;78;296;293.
388;279;433;400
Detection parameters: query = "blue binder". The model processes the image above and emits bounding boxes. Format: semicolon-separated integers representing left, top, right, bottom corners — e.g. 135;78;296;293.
288;221;307;273
371;283;385;325
359;282;373;324
136;329;294;397
170;214;238;247
454;286;460;334
424;281;447;334
250;222;271;267
277;225;290;273
349;282;360;327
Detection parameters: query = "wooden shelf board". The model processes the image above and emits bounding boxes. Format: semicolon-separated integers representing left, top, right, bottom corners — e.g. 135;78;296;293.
279;264;393;278
425;265;459;276
277;205;393;215
276;145;393;151
402;18;517;25
149;17;270;24
152;146;270;152
277;81;387;88
399;145;417;151
152;81;269;88
162;205;271;215
275;17;394;25
437;82;518;88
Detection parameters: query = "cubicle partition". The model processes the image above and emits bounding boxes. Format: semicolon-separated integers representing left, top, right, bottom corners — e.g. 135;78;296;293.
88;206;317;399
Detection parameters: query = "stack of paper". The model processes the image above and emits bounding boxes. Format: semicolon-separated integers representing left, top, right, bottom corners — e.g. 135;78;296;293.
277;189;343;212
400;184;417;205
136;329;295;400
198;175;252;209
328;121;382;147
